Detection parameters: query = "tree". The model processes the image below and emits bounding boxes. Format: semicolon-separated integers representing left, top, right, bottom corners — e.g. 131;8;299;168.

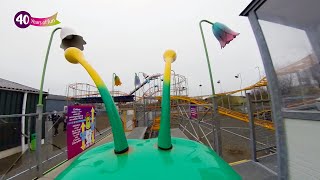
278;74;293;96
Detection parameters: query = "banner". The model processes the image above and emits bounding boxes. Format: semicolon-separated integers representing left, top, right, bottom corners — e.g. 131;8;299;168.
14;11;60;29
190;105;198;119
67;105;95;159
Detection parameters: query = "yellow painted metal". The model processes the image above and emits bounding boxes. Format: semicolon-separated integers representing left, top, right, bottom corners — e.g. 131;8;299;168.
151;116;161;131
254;109;271;116
229;159;250;166
217;77;267;96
155;96;275;130
121;110;131;132
193;77;267;98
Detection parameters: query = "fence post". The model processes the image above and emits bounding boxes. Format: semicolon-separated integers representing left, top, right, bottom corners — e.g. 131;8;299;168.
21;92;28;153
35;105;43;177
212;96;222;156
246;93;257;162
143;97;146;126
27;117;32;172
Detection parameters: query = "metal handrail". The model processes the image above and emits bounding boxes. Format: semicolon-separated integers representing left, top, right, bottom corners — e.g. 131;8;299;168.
0;111;65;119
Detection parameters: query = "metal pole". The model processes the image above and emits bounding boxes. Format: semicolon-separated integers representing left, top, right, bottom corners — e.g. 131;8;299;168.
239;73;243;96
35;27;61;177
256;66;266;119
112;73;115;97
221;96;224;108
248;11;287;179
218;82;224;107
246;93;257;162
27;117;31;172
253;88;257;101
38;27;61;105
21;92;28;153
199;19;221;156
252;88;258;116
197;105;201;142
35;105;43;177
144;97;146;126
260;88;266;120
171;70;176;95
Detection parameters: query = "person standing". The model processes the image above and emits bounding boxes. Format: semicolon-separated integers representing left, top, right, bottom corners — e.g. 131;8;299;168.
63;114;67;132
63;106;68;132
51;111;61;137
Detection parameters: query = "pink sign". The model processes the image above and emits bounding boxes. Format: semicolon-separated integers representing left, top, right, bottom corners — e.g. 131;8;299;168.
67;105;95;159
190;105;198;119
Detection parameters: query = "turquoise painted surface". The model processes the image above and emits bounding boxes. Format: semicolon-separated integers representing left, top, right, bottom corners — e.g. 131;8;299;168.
56;138;241;180
97;86;128;153
158;80;171;149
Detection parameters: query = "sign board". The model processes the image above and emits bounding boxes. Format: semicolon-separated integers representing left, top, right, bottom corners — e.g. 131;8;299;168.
67;105;95;159
190;105;198;119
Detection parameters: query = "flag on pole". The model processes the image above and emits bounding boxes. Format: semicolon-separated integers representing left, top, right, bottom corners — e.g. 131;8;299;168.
134;73;141;86
114;75;122;86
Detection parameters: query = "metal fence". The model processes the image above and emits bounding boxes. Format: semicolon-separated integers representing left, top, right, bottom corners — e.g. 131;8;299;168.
174;96;276;163
0;111;111;180
0;95;276;179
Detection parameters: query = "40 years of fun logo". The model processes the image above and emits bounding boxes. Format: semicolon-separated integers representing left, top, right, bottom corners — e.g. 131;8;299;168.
14;11;61;29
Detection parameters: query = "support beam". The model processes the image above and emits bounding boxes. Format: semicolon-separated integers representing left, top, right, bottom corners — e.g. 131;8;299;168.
248;11;288;180
21;92;28;153
306;26;320;63
246;93;257;162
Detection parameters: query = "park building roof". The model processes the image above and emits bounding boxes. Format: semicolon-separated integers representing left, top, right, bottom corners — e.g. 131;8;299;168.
0;77;46;94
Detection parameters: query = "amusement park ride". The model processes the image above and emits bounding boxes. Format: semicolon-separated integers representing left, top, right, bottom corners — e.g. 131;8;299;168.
0;22;279;180
4;1;320;179
56;48;241;179
22;20;275;180
48;39;275;180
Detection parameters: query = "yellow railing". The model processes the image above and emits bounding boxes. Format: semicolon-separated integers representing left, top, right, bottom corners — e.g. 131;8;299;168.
155;96;274;130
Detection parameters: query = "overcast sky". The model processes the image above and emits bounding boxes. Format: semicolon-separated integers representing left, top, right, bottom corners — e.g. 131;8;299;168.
0;0;265;96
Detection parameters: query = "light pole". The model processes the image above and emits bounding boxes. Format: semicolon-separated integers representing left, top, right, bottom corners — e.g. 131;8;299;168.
199;84;203;97
35;27;86;177
255;66;261;80
217;80;223;93
235;73;243;96
235;73;246;113
199;19;239;156
217;80;224;107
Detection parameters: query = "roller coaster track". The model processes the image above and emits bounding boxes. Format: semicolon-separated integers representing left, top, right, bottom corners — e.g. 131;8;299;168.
154;96;274;130
193;77;267;99
218;77;267;96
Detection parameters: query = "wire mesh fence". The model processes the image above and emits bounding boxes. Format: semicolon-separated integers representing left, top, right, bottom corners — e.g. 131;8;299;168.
0;111;111;180
174;96;276;163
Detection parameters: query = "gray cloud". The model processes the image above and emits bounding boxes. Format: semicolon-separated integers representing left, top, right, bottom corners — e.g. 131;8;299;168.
0;0;263;96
